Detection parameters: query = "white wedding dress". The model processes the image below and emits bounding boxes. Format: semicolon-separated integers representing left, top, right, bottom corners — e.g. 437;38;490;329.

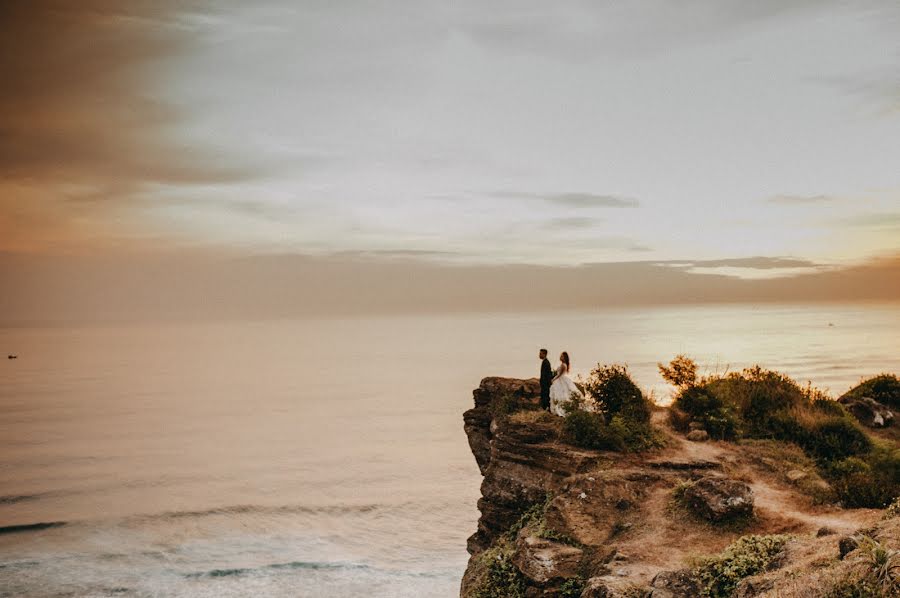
549;364;590;416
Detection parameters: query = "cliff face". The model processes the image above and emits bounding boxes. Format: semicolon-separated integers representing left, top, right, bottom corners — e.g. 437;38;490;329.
460;377;895;598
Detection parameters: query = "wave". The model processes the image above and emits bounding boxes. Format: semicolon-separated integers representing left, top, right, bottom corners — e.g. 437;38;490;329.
128;502;405;523
186;560;370;579
0;521;67;535
0;493;48;505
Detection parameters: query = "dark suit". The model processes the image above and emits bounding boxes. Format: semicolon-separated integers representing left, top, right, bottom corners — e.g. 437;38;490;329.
540;358;553;411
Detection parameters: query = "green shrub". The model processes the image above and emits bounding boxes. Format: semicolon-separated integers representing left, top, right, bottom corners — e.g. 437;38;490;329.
830;446;900;508
885;496;900;519
842;374;900;409
665;359;893;507
563;410;626;451
825;578;883;598
658;354;699;389
558;576;586;598
805;417;872;461
562;409;661;452
583;364;651;424
490;393;522;418
853;535;900;595
506;494;578;546
472;541;527;598
694;534;791;598
672;384;740;440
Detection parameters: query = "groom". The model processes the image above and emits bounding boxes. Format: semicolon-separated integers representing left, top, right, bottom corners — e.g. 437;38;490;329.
539;348;552;411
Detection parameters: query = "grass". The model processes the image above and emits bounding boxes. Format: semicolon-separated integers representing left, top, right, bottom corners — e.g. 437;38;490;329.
506;493;579;546
737;439;835;504
562;363;664;452
471;539;527;598
841;374;900;410
661;357;900;508
693;534;792;598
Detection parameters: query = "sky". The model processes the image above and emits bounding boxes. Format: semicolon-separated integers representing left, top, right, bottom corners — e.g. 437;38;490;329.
1;1;899;319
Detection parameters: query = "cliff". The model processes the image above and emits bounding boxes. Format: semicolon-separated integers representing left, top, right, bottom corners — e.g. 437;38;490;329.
460;377;899;598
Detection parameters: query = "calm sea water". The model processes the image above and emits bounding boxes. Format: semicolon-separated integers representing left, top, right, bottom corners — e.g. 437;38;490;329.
1;304;899;597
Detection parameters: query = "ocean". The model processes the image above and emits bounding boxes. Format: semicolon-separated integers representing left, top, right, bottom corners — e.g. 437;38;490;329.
1;303;898;597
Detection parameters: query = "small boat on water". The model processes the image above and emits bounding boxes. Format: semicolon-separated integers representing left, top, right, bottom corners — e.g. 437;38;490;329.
7;355;17;359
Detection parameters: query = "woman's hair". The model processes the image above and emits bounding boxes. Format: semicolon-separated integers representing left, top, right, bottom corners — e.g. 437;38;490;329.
560;351;570;368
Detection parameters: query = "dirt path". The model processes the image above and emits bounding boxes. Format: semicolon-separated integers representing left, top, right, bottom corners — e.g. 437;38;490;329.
655;420;879;536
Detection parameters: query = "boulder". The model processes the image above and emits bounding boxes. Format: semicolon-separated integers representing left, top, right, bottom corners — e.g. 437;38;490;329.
512;534;584;585
686;429;709;442
682;476;754;522
580;575;638;597
786;470;807;482
838;535;859;559
838;395;894;428
648;569;702;598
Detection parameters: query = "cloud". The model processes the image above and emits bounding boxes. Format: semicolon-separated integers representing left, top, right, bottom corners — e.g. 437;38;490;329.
494;191;639;208
542;217;601;231
2;251;897;322
766;194;837;205
847;212;900;229
658;256;822;270
0;1;259;189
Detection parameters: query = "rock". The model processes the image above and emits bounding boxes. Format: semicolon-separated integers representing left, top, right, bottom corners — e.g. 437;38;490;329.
581;576;637;598
838;535;859;559
817;526;837;537
648;569;702;598
688;421;706;431
838;395;895;428
686;429;709;442
512;535;584;585
786;470;808;482
682;476;754;522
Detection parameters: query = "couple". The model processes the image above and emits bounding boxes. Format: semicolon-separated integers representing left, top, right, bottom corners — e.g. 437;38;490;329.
538;348;599;417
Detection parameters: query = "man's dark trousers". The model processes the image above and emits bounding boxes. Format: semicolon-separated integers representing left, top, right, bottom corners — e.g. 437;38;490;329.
539;357;552;411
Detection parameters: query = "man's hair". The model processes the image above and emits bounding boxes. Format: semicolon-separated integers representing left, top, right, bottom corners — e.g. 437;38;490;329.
539;348;548;355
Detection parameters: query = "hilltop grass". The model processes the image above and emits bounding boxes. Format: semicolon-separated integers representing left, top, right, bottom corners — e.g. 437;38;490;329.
661;357;900;508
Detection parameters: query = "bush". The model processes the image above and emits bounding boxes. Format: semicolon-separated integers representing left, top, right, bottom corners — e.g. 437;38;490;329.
558;577;586;598
665;359;893;506
506;494;578;546
562;409;661;452
885;496;900;519
658;354;699;389
583;364;651;424
472;541;527;598
826;578;883;598
673;385;740;440
842;374;900;409
829;450;900;509
694;534;791;598
804;416;872;461
853;535;900;595
563;410;626;451
490;393;522;418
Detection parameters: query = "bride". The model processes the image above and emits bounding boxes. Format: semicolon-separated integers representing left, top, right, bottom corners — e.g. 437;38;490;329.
549;352;599;416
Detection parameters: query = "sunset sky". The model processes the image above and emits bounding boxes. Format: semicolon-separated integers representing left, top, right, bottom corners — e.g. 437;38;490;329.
1;1;899;319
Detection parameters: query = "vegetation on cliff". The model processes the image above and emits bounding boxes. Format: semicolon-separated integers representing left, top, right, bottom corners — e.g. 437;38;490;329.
662;356;900;508
841;375;900;410
562;363;662;452
462;368;900;598
694;534;792;597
